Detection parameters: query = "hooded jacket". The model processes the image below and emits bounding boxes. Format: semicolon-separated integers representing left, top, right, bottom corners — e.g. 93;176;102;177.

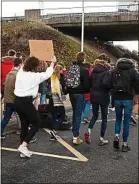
90;60;111;105
1;56;14;92
112;58;139;100
67;62;90;94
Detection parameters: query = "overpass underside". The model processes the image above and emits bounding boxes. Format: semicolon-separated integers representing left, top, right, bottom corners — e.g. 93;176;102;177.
50;21;138;41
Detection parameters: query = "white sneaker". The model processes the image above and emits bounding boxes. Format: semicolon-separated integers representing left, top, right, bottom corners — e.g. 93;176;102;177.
99;137;108;146
18;145;32;158
20;152;32;158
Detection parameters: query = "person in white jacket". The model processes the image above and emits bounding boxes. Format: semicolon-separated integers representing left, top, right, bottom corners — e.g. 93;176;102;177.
14;56;56;158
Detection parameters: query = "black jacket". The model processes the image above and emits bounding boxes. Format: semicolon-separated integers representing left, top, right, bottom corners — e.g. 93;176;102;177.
67;62;90;94
111;58;139;100
90;64;111;105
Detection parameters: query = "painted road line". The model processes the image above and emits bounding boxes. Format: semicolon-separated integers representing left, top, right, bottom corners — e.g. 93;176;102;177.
44;129;88;162
1;147;80;161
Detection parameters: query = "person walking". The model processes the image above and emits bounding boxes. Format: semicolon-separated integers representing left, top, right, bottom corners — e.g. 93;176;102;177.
111;53;139;152
84;58;111;145
14;56;56;158
1;58;22;139
131;95;139;125
66;52;90;145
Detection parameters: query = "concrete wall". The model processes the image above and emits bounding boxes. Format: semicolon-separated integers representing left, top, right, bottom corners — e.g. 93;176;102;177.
25;9;41;21
43;12;138;25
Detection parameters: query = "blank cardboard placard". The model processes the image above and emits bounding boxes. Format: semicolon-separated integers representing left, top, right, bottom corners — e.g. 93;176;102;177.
29;40;54;61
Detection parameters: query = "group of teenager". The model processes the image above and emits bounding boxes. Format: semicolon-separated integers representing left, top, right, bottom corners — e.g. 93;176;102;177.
1;49;139;158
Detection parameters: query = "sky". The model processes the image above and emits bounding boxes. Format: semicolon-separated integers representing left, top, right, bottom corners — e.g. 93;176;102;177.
1;1;138;52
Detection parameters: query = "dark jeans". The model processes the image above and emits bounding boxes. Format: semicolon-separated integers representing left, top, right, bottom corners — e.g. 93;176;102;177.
51;106;65;130
14;97;40;144
69;94;84;137
88;103;108;137
1;103;14;134
114;100;133;142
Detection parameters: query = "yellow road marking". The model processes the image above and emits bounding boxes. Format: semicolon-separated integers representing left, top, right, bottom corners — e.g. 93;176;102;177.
1;147;80;161
44;129;88;162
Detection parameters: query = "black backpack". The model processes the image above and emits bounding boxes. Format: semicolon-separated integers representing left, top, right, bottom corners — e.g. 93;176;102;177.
112;69;132;94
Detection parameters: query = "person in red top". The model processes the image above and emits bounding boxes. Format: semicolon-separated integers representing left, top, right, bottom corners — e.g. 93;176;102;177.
1;49;16;99
81;63;93;123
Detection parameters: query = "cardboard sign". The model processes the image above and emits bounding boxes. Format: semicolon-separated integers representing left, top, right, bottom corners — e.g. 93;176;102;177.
29;40;54;61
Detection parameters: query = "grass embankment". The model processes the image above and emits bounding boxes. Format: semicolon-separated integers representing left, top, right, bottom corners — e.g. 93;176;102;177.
2;21;98;66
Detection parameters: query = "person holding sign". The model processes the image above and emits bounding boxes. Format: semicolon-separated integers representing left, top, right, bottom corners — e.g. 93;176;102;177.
14;55;56;158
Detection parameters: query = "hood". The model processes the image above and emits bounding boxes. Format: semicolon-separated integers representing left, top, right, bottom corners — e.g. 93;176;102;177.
93;64;108;73
116;58;135;70
2;56;14;63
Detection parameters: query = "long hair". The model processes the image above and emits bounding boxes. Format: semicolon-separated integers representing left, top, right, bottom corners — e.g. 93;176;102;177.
54;64;63;79
23;56;40;72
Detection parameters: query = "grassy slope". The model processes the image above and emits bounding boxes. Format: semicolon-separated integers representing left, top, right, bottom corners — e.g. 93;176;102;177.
2;21;98;66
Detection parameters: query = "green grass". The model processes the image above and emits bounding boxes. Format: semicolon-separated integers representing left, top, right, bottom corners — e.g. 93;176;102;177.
2;21;98;66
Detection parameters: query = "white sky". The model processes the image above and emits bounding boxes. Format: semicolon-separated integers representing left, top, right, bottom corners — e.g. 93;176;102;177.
1;1;138;51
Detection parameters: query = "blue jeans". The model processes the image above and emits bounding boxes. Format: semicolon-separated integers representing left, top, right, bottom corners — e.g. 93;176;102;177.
82;101;91;121
40;94;47;104
114;100;133;142
69;94;84;137
88;103;108;137
1;103;14;134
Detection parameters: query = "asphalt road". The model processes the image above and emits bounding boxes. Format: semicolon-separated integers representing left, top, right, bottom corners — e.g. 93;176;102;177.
1;109;138;184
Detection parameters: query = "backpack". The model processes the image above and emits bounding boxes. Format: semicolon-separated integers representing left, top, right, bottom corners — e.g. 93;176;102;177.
112;69;131;94
65;64;80;88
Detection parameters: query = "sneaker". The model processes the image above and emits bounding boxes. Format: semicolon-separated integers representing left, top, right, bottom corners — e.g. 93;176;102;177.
50;130;57;141
0;134;6;139
20;153;29;158
121;145;131;152
18;145;32;158
99;138;108;146
73;137;83;145
113;136;120;149
29;137;37;144
84;132;91;144
84;118;90;124
131;116;137;125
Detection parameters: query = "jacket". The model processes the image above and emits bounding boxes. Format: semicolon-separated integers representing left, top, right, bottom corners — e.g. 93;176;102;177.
39;80;49;95
90;61;111;105
67;62;90;94
1;56;14;92
111;58;139;100
4;68;18;104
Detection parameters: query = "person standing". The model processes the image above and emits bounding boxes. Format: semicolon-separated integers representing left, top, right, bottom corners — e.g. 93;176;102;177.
38;61;48;104
1;49;16;99
49;64;66;140
66;52;90;145
1;58;22;139
81;63;93;123
84;58;111;145
111;53;139;152
14;56;56;158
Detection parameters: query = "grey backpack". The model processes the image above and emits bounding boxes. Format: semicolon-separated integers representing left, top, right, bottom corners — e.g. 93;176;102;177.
66;64;80;88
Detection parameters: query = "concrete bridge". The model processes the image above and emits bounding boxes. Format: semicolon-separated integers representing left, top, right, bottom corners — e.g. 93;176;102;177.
42;11;138;41
2;4;138;41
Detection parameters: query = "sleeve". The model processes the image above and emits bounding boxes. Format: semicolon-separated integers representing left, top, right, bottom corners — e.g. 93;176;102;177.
132;69;139;94
82;68;90;92
11;75;16;92
36;66;54;84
